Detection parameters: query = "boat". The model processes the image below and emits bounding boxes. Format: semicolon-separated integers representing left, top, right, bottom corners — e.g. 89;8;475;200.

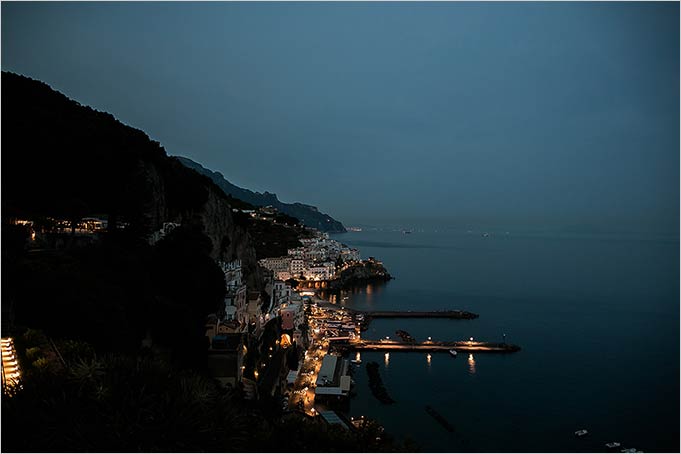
574;429;589;437
620;449;641;453
350;359;362;365
605;442;621;449
449;349;458;357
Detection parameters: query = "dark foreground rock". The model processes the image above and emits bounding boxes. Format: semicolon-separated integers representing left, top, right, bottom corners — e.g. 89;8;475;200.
366;361;395;404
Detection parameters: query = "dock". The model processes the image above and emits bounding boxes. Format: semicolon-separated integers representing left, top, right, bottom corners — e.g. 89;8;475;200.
362;310;479;319
335;339;520;353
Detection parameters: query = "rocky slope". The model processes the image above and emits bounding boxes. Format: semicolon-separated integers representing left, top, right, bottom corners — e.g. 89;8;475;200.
176;156;346;233
1;71;259;275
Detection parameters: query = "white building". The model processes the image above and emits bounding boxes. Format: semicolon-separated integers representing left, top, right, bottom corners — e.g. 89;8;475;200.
273;280;292;307
290;259;305;277
259;257;292;275
305;262;336;280
220;259;243;291
315;354;351;398
275;271;292;281
341;248;360;262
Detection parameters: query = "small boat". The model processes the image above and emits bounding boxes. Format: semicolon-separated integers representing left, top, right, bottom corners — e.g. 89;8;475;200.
449;349;458;357
605;442;621;449
575;429;589;437
620;449;640;453
350;359;362;365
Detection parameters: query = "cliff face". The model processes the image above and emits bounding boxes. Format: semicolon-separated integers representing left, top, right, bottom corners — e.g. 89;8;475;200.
1;71;259;275
130;157;168;233
176;156;346;233
178;182;261;286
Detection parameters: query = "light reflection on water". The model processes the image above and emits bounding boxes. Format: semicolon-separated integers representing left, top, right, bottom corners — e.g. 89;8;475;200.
318;282;388;309
384;352;390;368
331;230;680;452
468;353;476;375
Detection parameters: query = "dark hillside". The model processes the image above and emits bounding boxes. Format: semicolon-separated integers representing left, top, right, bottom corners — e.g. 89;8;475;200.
0;72;260;357
1;72;263;262
177;156;346;233
0;72;412;453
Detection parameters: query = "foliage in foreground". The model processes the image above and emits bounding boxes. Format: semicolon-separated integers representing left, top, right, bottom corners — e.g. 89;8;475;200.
2;334;414;452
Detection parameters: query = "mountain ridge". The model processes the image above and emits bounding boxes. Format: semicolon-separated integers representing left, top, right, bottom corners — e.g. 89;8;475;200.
175;156;346;233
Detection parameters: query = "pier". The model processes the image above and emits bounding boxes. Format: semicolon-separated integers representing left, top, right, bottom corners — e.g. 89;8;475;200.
335;339;520;353
362;310;479;319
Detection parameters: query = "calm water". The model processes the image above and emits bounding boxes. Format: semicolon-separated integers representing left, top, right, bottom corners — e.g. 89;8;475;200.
329;228;679;452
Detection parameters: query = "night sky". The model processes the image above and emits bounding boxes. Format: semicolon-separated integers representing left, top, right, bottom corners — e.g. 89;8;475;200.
2;2;678;231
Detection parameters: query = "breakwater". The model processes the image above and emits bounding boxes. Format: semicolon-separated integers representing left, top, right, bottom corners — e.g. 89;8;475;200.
363;310;479;319
337;340;520;353
366;361;395;404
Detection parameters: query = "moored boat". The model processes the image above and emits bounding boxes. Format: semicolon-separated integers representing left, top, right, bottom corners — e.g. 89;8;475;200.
575;429;589;437
449;349;458;357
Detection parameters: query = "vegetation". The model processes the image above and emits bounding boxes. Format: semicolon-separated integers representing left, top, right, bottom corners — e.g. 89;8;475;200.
3;330;413;452
0;71;406;453
243;217;305;259
1;71;248;244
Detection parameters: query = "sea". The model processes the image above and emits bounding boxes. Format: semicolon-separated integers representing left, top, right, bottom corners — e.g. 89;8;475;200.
328;227;679;453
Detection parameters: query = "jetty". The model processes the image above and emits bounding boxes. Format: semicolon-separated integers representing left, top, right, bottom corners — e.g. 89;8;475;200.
362;310;478;320
335;339;520;353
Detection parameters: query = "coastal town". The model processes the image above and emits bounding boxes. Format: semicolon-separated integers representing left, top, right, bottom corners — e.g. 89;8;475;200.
3;3;677;448
201;216;374;418
3;204;518;433
196;207;519;429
